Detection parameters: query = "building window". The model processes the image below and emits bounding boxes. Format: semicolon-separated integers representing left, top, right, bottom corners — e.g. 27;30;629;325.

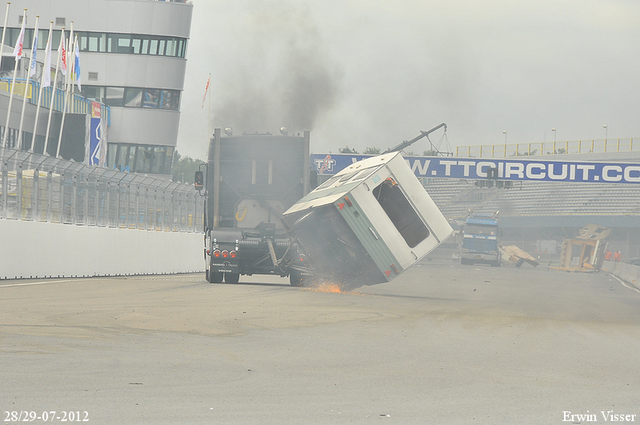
157;39;166;56
160;90;179;110
135;146;153;173
166;39;176;57
131;38;142;54
124;88;143;108
108;143;174;174
142;89;160;108
104;87;125;107
150;39;160;55
1;28;188;58
82;86;181;111
83;86;103;100
88;34;104;52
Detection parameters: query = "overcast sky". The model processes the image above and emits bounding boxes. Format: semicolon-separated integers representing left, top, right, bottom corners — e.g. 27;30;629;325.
176;0;640;159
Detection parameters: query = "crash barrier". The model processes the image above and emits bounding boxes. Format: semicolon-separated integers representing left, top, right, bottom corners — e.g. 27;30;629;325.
0;219;203;279
601;260;640;287
0;146;206;279
456;138;639;159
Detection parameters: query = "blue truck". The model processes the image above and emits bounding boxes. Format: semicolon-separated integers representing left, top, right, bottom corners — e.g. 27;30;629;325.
460;212;501;267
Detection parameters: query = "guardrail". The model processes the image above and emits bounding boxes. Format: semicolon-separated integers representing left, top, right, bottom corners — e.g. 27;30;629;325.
456;138;639;158
0;146;203;232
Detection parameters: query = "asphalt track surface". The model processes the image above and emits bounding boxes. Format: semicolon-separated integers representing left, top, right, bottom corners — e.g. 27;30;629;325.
2;260;640;424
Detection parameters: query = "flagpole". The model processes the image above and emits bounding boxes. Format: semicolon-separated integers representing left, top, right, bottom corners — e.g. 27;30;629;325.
2;8;26;150
69;36;76;111
207;73;211;142
0;2;10;64
31;20;51;153
202;73;211;143
0;2;7;163
44;27;63;156
57;21;72;158
18;15;38;150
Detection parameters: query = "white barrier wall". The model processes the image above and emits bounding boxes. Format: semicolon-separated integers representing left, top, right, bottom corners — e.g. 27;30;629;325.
602;260;640;287
1;220;204;279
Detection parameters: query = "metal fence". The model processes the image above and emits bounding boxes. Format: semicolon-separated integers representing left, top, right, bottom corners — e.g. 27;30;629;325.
456;138;639;158
0;146;203;232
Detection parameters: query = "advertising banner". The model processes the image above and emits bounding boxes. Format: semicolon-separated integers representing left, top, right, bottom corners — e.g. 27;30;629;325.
311;153;640;184
89;102;107;166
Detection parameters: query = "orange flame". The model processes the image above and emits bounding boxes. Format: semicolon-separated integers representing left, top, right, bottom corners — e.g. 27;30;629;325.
314;282;344;293
302;281;347;294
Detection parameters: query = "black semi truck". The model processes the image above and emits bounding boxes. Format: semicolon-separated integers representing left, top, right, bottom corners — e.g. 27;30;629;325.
196;128;313;284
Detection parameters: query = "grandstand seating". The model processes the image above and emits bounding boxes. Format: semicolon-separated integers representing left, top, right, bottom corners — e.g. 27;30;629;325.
424;178;640;220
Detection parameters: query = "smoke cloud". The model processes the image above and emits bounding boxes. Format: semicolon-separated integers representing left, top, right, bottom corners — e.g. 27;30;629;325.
211;1;342;136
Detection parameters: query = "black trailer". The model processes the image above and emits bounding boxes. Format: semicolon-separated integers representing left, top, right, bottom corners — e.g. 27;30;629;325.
197;128;312;284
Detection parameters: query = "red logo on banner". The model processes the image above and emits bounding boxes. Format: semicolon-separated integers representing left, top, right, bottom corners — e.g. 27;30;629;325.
92;101;101;119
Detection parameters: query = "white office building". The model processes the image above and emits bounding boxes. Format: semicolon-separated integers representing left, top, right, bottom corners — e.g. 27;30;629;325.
1;0;193;174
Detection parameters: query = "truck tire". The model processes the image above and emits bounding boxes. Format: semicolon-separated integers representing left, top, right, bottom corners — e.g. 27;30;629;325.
289;272;304;287
224;272;240;284
207;268;223;283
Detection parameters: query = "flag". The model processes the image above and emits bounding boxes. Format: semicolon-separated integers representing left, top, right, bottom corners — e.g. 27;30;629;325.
72;35;81;90
29;19;38;76
201;73;210;109
67;27;73;81
42;31;52;87
59;28;67;76
13;15;26;59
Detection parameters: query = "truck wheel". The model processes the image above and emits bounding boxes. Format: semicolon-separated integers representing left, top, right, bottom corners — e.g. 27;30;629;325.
207;268;223;283
224;272;240;284
289;273;303;287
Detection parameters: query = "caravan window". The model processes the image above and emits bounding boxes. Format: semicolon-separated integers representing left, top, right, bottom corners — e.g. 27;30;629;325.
373;178;429;248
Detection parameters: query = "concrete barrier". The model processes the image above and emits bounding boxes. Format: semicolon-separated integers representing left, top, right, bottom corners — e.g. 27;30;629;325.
602;260;640;288
1;220;204;279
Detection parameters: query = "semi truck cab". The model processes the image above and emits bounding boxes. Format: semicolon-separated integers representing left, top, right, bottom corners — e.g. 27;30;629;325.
460;212;501;266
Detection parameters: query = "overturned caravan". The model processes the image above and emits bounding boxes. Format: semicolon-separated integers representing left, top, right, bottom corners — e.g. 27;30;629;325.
283;152;453;290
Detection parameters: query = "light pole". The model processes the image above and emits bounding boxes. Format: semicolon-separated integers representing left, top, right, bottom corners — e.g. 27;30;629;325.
552;128;556;142
603;124;607;141
503;130;507;144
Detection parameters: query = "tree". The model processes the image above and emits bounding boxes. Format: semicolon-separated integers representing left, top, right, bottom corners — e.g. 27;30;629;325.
362;146;381;155
339;146;359;154
423;149;439;156
172;151;205;184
